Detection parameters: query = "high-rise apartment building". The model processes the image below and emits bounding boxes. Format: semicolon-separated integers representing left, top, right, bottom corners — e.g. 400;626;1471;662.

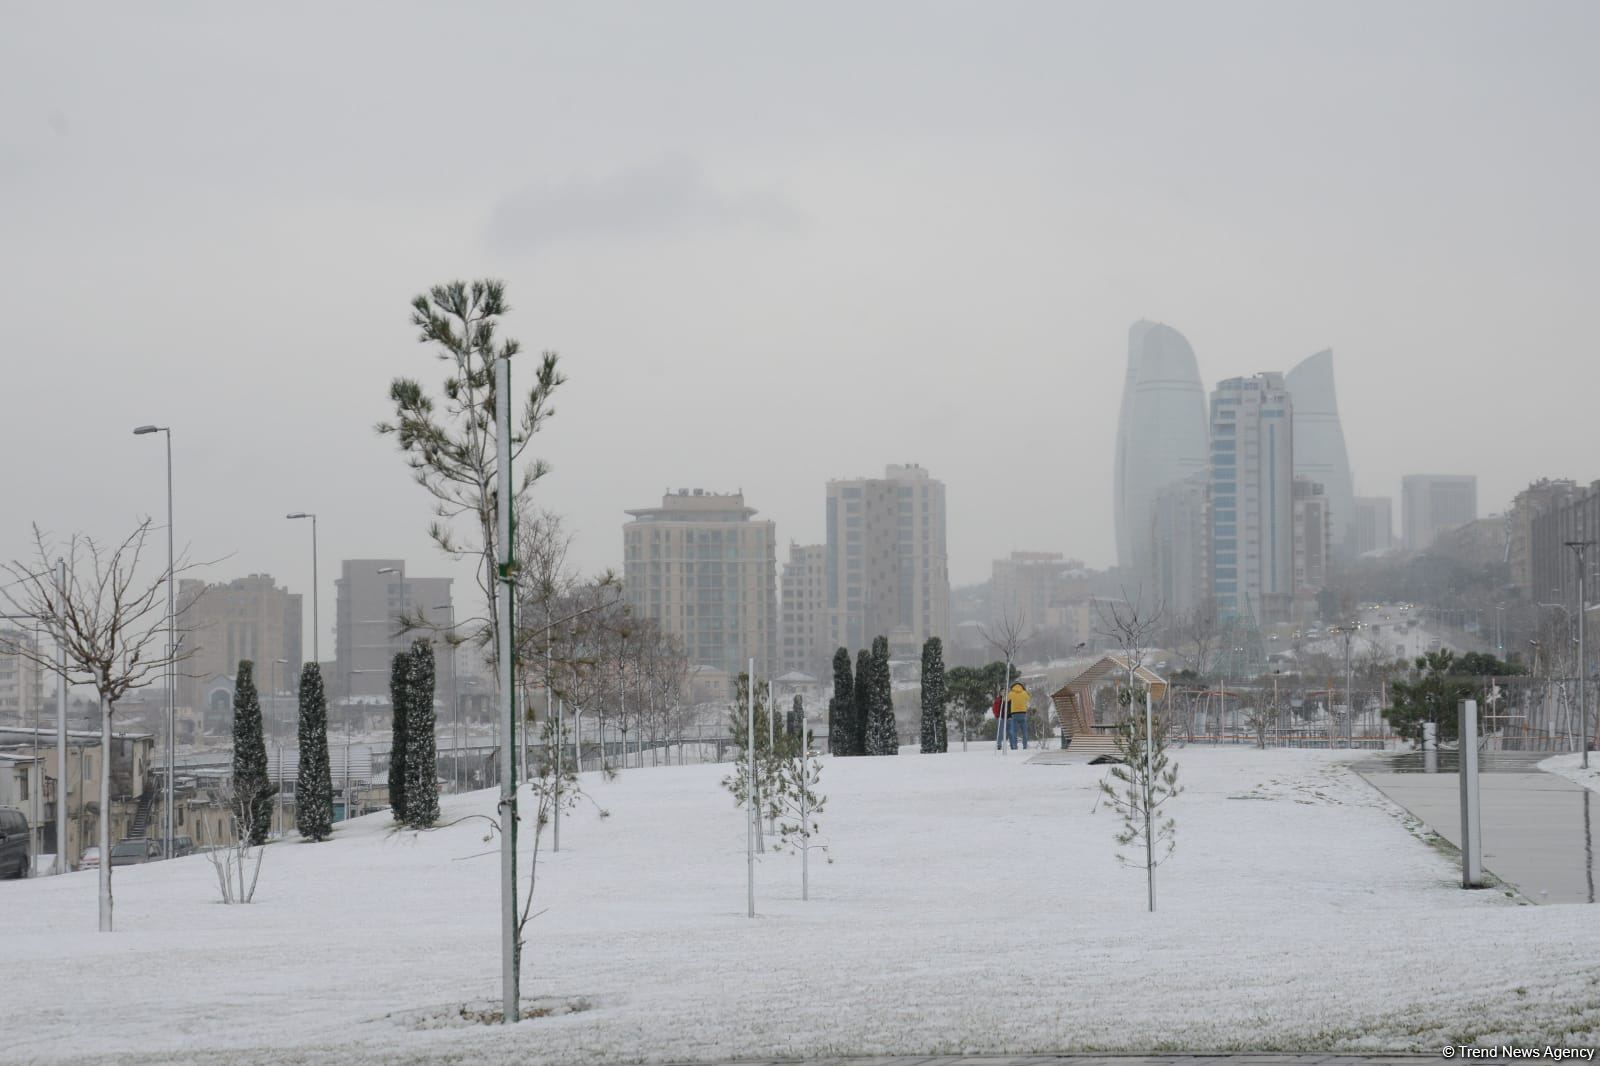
1530;480;1600;609
1352;497;1395;556
1148;474;1211;622
825;464;949;656
1292;478;1331;604
991;552;1075;629
176;574;303;712
0;630;44;723
1284;350;1355;553
623;490;777;678
334;561;452;701
1115;322;1210;572
1401;475;1478;552
779;543;828;678
1509;479;1579;597
1209;373;1295;622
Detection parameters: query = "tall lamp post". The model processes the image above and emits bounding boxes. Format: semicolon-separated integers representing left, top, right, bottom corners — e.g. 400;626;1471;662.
133;424;176;857
1569;541;1595;768
285;513;320;664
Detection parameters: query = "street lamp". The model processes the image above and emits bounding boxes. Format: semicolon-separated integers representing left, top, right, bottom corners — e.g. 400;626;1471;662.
285;514;319;664
133;424;177;858
1568;540;1596;769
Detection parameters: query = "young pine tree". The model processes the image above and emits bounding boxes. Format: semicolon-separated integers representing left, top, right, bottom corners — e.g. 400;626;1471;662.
853;649;872;756
388;651;412;824
230;660;275;846
722;676;787;836
1099;684;1183;911
867;636;898;755
920;637;947;754
405;639;440;828
828;648;854;757
295;663;334;842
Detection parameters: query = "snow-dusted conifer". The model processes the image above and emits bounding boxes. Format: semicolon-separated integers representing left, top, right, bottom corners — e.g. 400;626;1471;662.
295;663;334;842
853;649;872;756
867;636;897;755
405;639;439;828
920;638;947;754
828;648;853;756
388;651;411;824
230;659;275;846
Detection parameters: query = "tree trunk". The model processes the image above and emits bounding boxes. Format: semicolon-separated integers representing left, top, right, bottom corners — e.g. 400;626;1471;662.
99;692;113;933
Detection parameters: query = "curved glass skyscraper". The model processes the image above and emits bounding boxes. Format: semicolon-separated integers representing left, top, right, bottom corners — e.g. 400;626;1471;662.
1284;349;1354;551
1114;321;1209;572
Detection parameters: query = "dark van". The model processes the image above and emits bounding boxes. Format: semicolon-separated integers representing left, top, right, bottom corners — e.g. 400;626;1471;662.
0;806;30;879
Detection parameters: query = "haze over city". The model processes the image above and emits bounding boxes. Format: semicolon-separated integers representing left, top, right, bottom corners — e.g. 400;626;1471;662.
7;5;1600;1063
4;1;1598;615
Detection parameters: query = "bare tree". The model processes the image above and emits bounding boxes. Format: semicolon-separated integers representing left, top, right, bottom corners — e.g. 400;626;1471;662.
1175;601;1220;678
201;782;267;904
979;608;1029;748
0;522;196;931
1094;588;1164;709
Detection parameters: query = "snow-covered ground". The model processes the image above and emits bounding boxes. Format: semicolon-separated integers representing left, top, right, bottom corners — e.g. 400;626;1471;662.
7;746;1600;1064
1540;751;1600;794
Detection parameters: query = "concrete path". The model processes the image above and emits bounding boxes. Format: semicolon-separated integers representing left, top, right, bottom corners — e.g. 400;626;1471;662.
681;1049;1491;1056
1355;753;1598;904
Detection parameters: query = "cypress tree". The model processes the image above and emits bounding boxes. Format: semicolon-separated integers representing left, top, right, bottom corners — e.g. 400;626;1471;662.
788;694;804;739
405;639;440;828
827;648;853;757
853;649;872;757
231;659;275;845
295;663;334;842
920;637;947;754
867;636;898;755
388;651;412;824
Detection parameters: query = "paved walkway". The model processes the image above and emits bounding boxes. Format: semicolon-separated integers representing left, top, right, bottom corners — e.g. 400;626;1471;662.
1355;752;1598;903
684;1049;1497;1056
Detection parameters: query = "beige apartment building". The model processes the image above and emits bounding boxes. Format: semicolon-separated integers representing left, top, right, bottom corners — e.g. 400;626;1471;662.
780;543;828;678
623;490;777;678
0;628;45;724
334;560;453;702
825;464;950;658
177;574;302;719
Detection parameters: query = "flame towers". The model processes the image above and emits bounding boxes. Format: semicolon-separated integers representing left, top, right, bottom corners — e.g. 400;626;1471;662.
1283;349;1354;552
1114;321;1209;573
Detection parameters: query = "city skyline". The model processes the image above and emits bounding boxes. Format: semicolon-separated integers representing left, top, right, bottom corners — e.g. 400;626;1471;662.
4;3;1598;659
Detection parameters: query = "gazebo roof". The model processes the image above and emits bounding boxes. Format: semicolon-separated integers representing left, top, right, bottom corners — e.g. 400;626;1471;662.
1050;654;1167;701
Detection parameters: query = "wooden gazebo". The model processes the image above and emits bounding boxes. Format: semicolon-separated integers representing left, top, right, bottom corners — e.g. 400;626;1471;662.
1050;655;1168;759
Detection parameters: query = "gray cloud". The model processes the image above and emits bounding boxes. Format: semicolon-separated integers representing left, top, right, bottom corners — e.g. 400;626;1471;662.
485;156;805;253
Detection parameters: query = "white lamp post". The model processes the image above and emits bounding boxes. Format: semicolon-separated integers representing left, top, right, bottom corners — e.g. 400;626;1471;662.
132;424;177;858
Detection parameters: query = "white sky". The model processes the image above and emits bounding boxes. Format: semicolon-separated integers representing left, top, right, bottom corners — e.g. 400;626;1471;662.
3;2;1596;649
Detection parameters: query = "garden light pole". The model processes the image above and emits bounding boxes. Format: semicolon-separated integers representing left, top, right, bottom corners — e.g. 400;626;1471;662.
133;424;177;858
1571;542;1595;768
286;513;320;663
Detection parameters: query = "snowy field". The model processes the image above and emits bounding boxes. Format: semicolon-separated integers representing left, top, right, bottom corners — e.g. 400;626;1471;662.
7;745;1600;1064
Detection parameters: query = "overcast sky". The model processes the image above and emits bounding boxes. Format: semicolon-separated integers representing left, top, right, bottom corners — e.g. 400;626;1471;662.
3;2;1596;650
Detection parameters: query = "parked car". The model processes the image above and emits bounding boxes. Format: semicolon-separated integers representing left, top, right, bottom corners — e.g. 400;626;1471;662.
79;845;101;871
0;806;29;879
160;835;196;858
109;839;163;867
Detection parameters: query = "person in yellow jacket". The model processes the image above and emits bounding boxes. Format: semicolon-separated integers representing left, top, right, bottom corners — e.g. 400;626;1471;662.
1004;682;1031;750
